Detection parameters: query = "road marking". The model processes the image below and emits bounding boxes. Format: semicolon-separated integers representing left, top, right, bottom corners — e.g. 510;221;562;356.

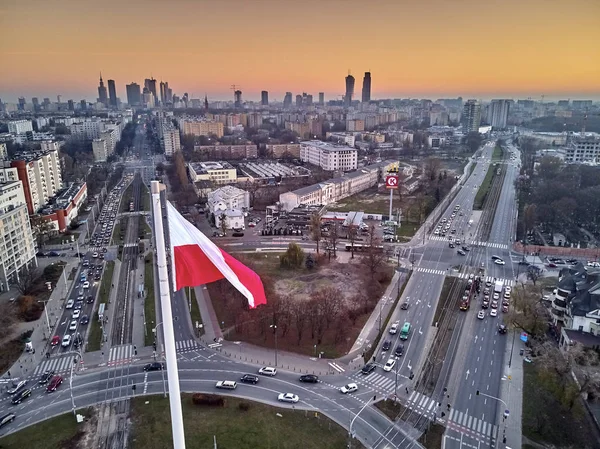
328;362;345;373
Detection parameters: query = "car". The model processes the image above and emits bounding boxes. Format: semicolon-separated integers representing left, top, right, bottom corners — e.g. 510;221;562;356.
449;243;455;248
382;340;391;351
75;301;83;309
518;260;529;265
400;302;410;310
477;310;485;319
72;309;81;319
258;366;277;376
493;292;500;300
504;286;512;294
490;309;498;317
61;334;71;347
299;374;319;383
66;299;74;309
502;305;509;313
51;335;61;346
494;259;506;265
485;281;492;287
11;388;31;405
491;255;502;261
395;344;405;357
491;300;498;309
143;362;164;371
277;393;299;403
361;362;376;374
498;324;508;334
92;252;99;258
7;380;28;395
69;320;78;331
82;281;90;289
389;322;399;334
547;262;557;268
504;292;511;299
232;232;244;237
46;375;63;392
240;374;259;384
86;295;94;303
80;315;89;325
457;249;466;256
462;246;470;252
0;412;16;428
383;358;396;372
38;370;55;384
340;383;359;394
215;380;237;390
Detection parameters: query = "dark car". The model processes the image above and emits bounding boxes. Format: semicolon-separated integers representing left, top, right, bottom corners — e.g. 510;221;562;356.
566;258;578;264
232;232;244;237
361;362;376;375
395;345;405;357
462;246;470;252
143;362;163;371
382;340;391;351
47;251;59;257
498;324;508;334
86;295;94;304
46;375;63;392
299;374;319;383
240;374;259;384
0;412;16;428
36;251;47;257
80;315;89;325
400;302;410;310
518;260;529;265
38;370;55;384
11;388;32;405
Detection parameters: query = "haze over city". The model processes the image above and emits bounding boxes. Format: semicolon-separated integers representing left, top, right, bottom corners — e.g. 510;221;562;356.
1;0;599;102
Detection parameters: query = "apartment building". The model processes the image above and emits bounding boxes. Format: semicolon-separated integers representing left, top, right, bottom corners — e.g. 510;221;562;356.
92;139;110;162
180;119;224;138
0;181;37;291
11;148;63;214
564;134;600;164
70;119;104;140
37;182;87;233
162;125;181;157
188;161;237;185
194;145;258;160
8;120;33;135
266;144;301;159
300;140;358;171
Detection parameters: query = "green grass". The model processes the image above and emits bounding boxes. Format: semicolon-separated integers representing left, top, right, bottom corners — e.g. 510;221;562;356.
468;161;476;177
0;407;93;449
522;363;599;449
121;183;134;213
144;254;156;346
396;220;421;241
138;216;151;239
473;164;496;210
492;144;504;161
129;394;362;449
418;422;445;449
326;189;392;215
189;287;204;337
432;276;458;325
375;399;403;420
140;183;150;211
112;220;123;246
87;261;114;352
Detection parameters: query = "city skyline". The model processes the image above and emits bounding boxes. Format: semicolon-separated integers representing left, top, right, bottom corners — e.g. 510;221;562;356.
1;0;599;102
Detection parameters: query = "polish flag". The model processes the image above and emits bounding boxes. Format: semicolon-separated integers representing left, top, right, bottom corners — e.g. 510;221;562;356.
167;202;267;308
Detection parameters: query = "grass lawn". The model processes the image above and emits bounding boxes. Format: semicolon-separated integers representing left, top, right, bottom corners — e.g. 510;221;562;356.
327;189;392;215
433;277;456;325
0;338;26;374
473;164;496;210
397;220;421;241
375;399;403;420
522;363;599;449
87;261;114;352
189;287;204;337
418;422;445;449
0;407;90;449
492;144;504;162
111;221;123;246
144;254;156;346
129;394;361;449
140;183;150;211
121;183;134;213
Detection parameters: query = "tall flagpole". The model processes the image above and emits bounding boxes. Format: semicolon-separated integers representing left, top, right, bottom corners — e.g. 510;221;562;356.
151;181;186;448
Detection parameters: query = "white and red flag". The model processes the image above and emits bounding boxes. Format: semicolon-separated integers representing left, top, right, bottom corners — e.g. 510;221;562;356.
167;202;267;308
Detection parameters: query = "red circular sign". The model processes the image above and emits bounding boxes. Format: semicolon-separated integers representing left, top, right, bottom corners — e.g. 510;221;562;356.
386;175;399;189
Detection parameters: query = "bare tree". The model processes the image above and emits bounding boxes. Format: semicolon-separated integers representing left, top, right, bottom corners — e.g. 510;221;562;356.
15;266;39;296
0;302;17;340
309;212;322;254
505;283;549;339
315;286;343;329
218;213;228;236
327;222;339;258
291;301;307;345
30;215;55;249
347;225;358;259
362;226;386;279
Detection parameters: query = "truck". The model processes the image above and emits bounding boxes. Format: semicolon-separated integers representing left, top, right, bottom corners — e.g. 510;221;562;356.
494;280;504;294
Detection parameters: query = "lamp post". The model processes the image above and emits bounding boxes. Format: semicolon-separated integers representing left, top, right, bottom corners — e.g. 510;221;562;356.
68;348;84;418
270;324;278;367
153;322;168;398
348;395;376;449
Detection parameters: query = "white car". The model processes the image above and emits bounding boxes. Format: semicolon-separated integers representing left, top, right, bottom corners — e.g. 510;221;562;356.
72;309;81;319
69;320;78;331
383;359;396;372
66;299;74;309
92;252;99;258
504;286;512;294
493;293;500;300
490;309;498;318
340;383;358;394
277;393;299;403
61;334;72;347
82;281;90;289
494;259;506;265
477;310;485;320
258;366;277;376
389;322;399;335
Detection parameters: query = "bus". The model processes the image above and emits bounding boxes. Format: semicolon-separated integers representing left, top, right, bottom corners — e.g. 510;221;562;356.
400;322;411;340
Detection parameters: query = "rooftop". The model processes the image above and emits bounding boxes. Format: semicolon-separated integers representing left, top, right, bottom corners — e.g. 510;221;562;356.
11;148;59;163
189;161;234;173
302;140;356;152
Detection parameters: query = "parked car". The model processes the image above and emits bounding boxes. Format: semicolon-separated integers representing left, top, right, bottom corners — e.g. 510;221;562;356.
340;383;358;394
299;374;319;383
258;366;277;376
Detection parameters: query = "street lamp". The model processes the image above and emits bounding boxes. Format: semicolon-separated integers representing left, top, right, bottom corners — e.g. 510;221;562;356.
270;324;278;367
68;348;84;418
348;395;376;449
153;322;168;398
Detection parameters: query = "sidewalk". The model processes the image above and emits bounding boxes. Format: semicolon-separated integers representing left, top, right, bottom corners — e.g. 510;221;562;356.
498;331;524;449
2;258;80;380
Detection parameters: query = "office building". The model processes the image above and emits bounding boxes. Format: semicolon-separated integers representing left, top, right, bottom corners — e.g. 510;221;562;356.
98;74;108;106
319;92;325;105
194;145;258;160
261;91;269;106
180;119;224;138
108;79;117;108
283;92;293;109
188;161;237;185
0;144;7;160
8;120;33;135
564;134;600;164
160;81;167;105
32;97;40;111
234;90;243;108
345;74;355;107
142;90;155;108
489;99;510;129
462;100;481;134
67;100;74;111
0;181;37;292
126;83;141;106
300;140;358;171
144;78;157;103
362;72;371;103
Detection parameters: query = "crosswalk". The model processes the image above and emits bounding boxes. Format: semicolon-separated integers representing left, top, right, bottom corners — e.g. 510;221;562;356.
412;267;514;287
175;339;202;353
108;344;134;367
349;372;399;395
428;236;509;249
406;391;498;443
32;356;77;377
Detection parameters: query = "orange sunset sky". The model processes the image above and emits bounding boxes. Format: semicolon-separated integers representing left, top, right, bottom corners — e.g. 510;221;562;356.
1;0;599;102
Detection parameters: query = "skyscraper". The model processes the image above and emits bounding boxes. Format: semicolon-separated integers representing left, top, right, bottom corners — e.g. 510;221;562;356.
489;99;510;129
261;91;269;106
234;90;243;108
144;78;157;103
160;81;167;105
108;79;117;107
98;74;108;106
283;92;292;109
32;97;40;111
345;74;355;108
67;100;74;111
319;92;324;105
126;83;141;106
296;94;303;108
462;100;481;134
361;72;371;103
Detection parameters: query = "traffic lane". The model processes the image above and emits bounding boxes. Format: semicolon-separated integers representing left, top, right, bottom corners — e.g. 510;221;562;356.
53;283;99;352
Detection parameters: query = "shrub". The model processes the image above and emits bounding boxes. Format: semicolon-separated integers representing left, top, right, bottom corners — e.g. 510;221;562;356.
238;402;251;411
17;296;44;322
192;394;225;407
